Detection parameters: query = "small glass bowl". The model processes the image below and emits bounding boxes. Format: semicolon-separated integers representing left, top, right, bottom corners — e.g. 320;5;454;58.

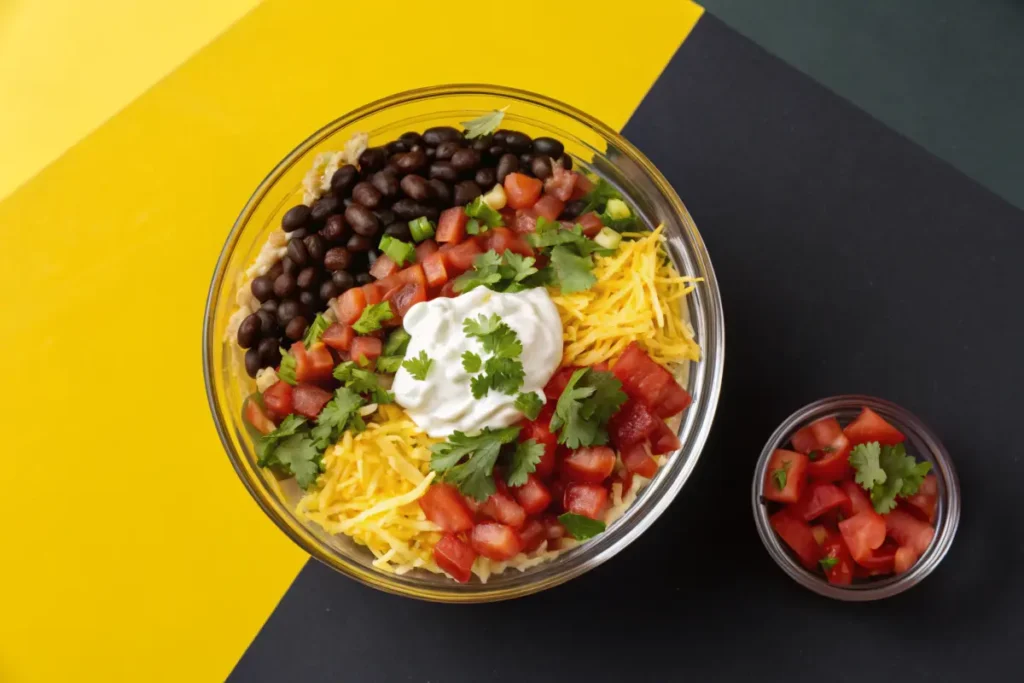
752;395;961;601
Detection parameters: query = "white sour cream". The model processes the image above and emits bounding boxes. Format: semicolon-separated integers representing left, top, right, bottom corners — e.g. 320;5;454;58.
392;287;563;437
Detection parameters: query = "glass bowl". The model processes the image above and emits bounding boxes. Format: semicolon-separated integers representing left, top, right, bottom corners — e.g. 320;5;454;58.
752;395;961;601
203;84;725;602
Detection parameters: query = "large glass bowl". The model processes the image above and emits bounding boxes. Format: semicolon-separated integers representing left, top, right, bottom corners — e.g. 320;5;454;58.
203;84;725;602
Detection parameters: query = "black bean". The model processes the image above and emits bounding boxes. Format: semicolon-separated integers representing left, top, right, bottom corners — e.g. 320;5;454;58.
475;167;497;188
298;291;317;314
319;280;340;302
286;238;309;266
352;181;382;209
422;126;463;146
371;170;399;198
265;260;284;282
345;204;379;236
303;234;326;263
251;275;274;302
395;149;427;174
355;272;374;286
374;209;395;228
256;309;277;336
358;147;387;171
428;179;452;206
237;314;261;348
342;197;354;208
331;270;355;291
310;194;341;222
399;131;422;146
244;348;262;377
471;135;492;152
320;214;347;243
386;140;409;155
533;137;565;158
451;148;481;173
385;158;402;175
391;198;429;220
400;174;431;201
367;250;378;267
257;338;281;367
422;205;440;221
324;246;353;270
284;316;306;341
561;199;587;220
425;147;436;159
346;234;372;252
557;154;573;170
496;153;519;182
519;153;534;168
277;299;300;325
289;228;309;241
488;145;506;159
504;131;533;153
281;204;311;232
531;155;553;180
297;266;319;291
435;141;460;161
453;180;482;206
492;130;510;146
260;299;278;315
280;256;298;276
410;144;425;153
429;161;457;183
384;222;413;241
330;165;359;197
274;273;297;298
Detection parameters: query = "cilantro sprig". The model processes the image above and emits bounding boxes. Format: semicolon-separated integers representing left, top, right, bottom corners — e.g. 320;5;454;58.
453;249;544;293
333;361;394;404
549;368;627;448
376;329;412;373
303;313;331;348
506;439;545;487
464;196;505;235
460;313;527;398
402;351;433;381
352;301;394;334
849;441;932;514
278;348;297;385
429;426;522;501
527;217;611;294
514;392;544;420
558;513;606;540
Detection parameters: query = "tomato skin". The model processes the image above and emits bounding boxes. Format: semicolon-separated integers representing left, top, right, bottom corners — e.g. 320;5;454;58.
544;366;580;400
770;509;821;570
361;282;382;306
789;481;852;522
334;287;367;325
570;173;594;200
884;509;935;556
608;398;660;448
843;407;906;446
856;541;898;572
422;252;450;288
350;336;382;366
763;449;809;504
649;419;681;454
543;165;578;201
470;522;523;561
320;323;355;352
612;342;691;418
838;510;887;562
369;253;399;280
563;483;608;519
819;531;855;585
382;282;427;319
519;519;547;552
437;207;468;243
561;446;617;484
479;491;527;529
244;396;277;435
504;172;543;210
904;474;938;523
806;443;852;481
532;194;565;221
293;341;334;383
433;533;476;583
292;383;333;419
415;239;439;260
437;280;459;298
444;239;483;275
621;442;658;478
419;483;475;533
479;226;534;257
262;381;294;421
792;417;852;481
511;474;553;515
520;409;557;478
839;479;873;515
894;546;919;574
576;212;604;237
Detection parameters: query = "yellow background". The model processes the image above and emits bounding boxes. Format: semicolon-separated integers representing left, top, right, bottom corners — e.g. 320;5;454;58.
0;0;702;680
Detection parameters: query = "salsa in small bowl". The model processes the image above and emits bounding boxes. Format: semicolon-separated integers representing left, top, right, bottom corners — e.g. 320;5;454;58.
752;395;960;601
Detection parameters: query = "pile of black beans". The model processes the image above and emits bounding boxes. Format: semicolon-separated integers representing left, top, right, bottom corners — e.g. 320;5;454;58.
237;125;573;377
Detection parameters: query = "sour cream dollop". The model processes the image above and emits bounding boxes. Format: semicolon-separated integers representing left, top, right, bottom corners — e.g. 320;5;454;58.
392;287;563;437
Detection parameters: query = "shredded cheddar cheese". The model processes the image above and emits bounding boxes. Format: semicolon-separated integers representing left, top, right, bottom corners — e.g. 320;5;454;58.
551;225;701;369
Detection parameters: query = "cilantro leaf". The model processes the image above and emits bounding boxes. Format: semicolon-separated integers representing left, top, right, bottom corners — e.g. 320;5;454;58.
499;252;539;291
462;351;482;373
849;442;886;490
333;361;394;404
880;443;932;496
514;392;544;420
310;387;365;449
851;441;934;514
558;513;606;540
402;350;433;381
462;314;521;358
578;177;622;215
462;313;500;337
453;249;545;294
771;459;791;491
470;373;490;399
819;556;839;571
464;196;504;228
505;439;544;487
429;426;521;501
550;368;626;448
483;356;525;395
255;414;307;467
461;107;507;139
277;348;297;385
528;218;604;255
303;313;331;347
383;328;412;356
549;245;597;293
375;355;403;373
352;302;394;334
273;433;322;489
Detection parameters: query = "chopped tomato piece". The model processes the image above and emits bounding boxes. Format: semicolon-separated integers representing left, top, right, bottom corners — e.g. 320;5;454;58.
437;280;459;298
838;510;887;562
894;546;919;574
541;515;567;549
422;251;450;288
770;509;820;570
576;212;604;237
350;336;382;366
382;282;427;319
531;194;565;221
544;366;580;400
839;479;873;515
470;522;523;561
519;519;547;552
361;282;382;305
612;342;691;418
292;383;333;419
608;398;661;448
369;253;399;280
520;407;557;478
570;173;594;200
819;530;855;585
843;407;905;446
622;442;658;478
649;419;681;454
563;483;608;519
444;239;483;275
543;165;578;201
415;239;439;260
436;207;468;243
244;396;276;435
479;226;534;257
335;287;367;325
503;172;543;210
293;341;334;383
479;491;526;529
433;533;476;583
884;509;935;556
763;449;809;504
789;481;852;522
419;483;474;533
562;446;617;484
511;209;537;234
791;417;852;481
262;381;294;421
904;474;938;524
855;541;898;572
511;474;553;515
320;322;355;352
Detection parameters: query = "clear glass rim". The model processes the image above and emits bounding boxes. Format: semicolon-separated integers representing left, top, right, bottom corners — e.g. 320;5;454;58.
203;84;726;602
751;395;961;601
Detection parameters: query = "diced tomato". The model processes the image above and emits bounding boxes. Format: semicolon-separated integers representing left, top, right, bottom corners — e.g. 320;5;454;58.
532;194;565;221
479;226;534;257
335;287;367;325
433;533;476;583
437;280;459;298
611;468;634;496
243;396;276;435
361;282;382;305
839;479;873;515
511;474;553;515
503;172;543;210
470;522;523;560
382;282;427;319
856;541;898;572
791;417;853;480
763;449;809;504
562;446;616;484
612;342;691;418
770;509;821;571
292;341;334;383
415;239;439;260
422;251;450;288
320;322;355;352
621;442;658;478
512;209;538;234
350;336;382;366
838;510;887;563
544;366;580;400
369;253;399;280
261;381;294;421
894;546;919;574
819;531;855;585
570;173;594;200
563;483;608;519
499;207;516;225
884;509;935;556
649;419;681;454
789;481;851;522
479;491;526;529
608;398;660;448
444;239;483;275
520;407;557;478
436;207;468;244
576;212;604;237
543;165;578;202
541;515;567;549
904;474;938;523
843;407;906;446
519;519;546;552
292;383;333;419
419;483;474;532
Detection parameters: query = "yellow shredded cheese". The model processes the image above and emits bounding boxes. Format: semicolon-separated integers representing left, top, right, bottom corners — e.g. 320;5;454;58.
551;225;701;369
